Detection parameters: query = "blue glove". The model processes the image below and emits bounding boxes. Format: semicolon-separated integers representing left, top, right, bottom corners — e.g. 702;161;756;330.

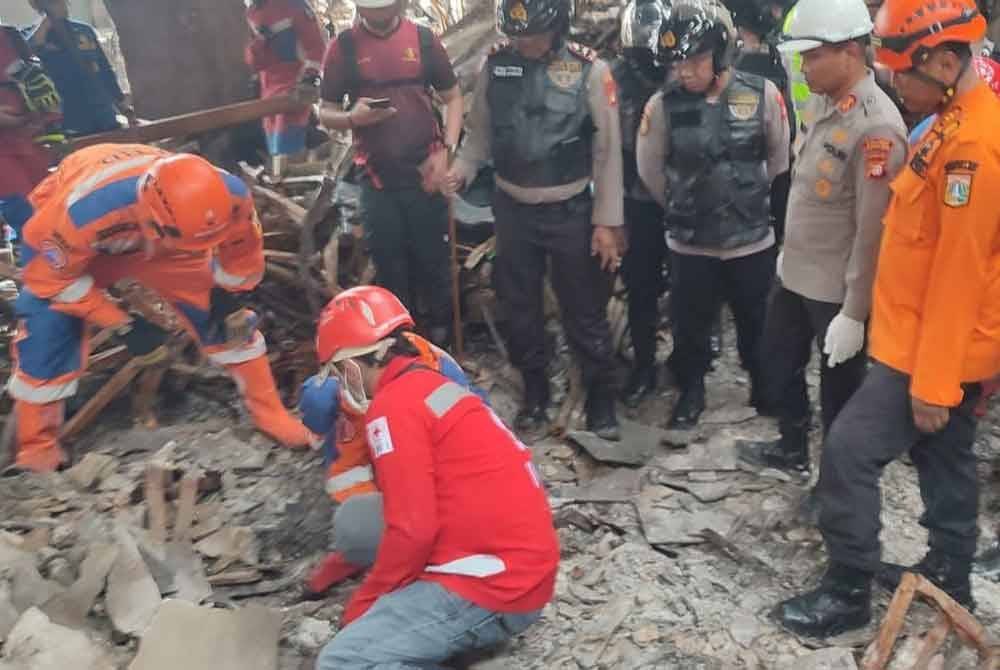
299;375;340;436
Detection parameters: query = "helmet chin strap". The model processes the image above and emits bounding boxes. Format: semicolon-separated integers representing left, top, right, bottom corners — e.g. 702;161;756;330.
907;51;972;108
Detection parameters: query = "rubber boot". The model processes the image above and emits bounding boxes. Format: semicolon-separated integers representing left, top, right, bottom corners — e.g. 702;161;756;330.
622;365;657;409
877;551;976;610
515;369;549;432
669;379;705;429
13;400;66;473
303;551;365;599
738;421;810;479
771;563;873;638
227;356;318;448
973;540;1000;582
585;386;620;442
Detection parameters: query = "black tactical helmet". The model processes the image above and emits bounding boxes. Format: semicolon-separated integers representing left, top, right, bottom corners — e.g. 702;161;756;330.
497;0;573;36
621;0;672;51
724;0;777;37
659;0;737;72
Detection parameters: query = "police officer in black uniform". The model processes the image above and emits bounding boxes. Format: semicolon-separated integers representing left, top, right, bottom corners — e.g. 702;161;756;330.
614;0;671;408
636;0;790;428
446;0;626;439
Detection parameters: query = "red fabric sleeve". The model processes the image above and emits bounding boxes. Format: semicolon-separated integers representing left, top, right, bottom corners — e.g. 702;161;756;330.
425;32;458;92
320;37;348;103
341;399;439;624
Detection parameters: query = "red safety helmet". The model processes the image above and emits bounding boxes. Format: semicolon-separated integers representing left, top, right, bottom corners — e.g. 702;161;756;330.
315;286;415;364
137;153;243;251
873;0;986;72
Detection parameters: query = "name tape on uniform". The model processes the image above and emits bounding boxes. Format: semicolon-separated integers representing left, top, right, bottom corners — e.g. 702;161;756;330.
493;65;523;78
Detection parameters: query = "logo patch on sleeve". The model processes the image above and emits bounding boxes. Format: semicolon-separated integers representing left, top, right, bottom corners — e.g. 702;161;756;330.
366;416;394;459
944;172;972;208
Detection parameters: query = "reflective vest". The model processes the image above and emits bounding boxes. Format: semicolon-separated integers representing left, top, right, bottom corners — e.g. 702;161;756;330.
782;9;811;129
324;332;473;502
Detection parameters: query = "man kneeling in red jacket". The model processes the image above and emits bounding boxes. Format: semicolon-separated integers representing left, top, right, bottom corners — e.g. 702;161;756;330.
313;287;560;669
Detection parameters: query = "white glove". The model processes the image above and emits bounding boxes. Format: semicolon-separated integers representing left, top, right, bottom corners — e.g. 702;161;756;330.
823;313;865;368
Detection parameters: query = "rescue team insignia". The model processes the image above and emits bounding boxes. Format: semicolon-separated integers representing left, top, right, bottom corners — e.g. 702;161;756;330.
815;179;832;199
509;1;528;23
728;92;759;121
863;138;893;179
367;416;395;459
547;59;583;88
944;171;972;208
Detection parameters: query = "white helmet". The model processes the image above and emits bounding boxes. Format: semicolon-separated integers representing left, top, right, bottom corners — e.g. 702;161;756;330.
354;0;398;9
777;0;873;53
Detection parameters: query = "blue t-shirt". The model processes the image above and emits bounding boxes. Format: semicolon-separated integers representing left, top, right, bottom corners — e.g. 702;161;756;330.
25;19;123;136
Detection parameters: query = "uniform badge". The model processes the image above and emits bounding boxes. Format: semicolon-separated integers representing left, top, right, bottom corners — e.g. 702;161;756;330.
818;158;835;176
403;47;419;63
830;128;849;145
661;31;676;48
728;92;759;121
837;94;857;114
493;65;523;77
863;138;893;179
546;59;583;88
366;416;394;459
509;1;528;23
814;179;832;199
944;171;973;208
40;239;67;270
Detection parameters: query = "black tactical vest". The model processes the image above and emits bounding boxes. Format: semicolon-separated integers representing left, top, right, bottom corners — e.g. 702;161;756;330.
486;43;595;188
734;45;795;142
663;71;771;250
610;57;661;194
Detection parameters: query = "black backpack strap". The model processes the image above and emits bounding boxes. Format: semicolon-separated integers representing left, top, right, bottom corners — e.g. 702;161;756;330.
416;24;434;88
337;28;361;102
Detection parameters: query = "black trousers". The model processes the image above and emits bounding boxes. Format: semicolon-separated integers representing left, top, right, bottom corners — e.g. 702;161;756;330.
621;198;667;369
760;282;867;435
493;188;615;387
667;245;775;390
820;361;982;571
360;179;452;331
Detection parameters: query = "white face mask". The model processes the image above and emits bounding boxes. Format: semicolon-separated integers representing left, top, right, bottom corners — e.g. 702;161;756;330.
333;358;370;414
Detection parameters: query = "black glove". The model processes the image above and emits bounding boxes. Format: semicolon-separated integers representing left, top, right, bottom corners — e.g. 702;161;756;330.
207;287;243;341
15;61;61;114
118;315;168;359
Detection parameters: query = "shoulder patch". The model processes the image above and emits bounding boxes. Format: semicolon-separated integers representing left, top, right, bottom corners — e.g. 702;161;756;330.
944;171;973;208
944;160;978;173
863;138;893;179
566;41;596;62
366;416;395;459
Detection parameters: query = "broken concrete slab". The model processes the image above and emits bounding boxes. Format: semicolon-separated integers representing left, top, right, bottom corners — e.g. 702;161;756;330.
0;582;18;642
660;427;701;448
106;526;162;637
288;617;333;652
700;406;758;425
637;488;736;545
194;527;259;566
65;453;117;491
567;419;669;466
129;600;281;670
0;543;63;615
552;468;644;505
163;544;212;604
651;431;742;473
776;648;858;670
573;594;634;667
0;607;114;670
42;543;118;629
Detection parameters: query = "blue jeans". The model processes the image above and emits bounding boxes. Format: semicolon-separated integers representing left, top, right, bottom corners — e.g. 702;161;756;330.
316;580;541;670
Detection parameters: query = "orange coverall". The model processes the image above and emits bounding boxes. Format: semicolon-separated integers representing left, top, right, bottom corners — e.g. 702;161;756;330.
9;143;313;471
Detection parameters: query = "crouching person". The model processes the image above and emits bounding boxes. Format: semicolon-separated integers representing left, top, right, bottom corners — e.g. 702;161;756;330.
299;285;487;594
307;286;560;669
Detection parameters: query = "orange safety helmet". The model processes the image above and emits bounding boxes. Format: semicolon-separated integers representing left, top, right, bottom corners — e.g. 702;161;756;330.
873;0;986;72
315;286;416;364
137;153;243;251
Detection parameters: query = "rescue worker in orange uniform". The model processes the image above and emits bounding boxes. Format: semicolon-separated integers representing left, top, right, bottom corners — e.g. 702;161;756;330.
772;0;1000;637
8;143;318;473
298;286;484;596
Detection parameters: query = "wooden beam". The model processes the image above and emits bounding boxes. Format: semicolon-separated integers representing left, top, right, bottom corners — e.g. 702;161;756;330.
861;571;918;670
70;94;312;149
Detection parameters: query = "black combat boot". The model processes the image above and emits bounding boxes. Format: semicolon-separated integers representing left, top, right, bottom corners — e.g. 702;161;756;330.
771;563;873;637
877;551;976;610
669;379;705;429
586;386;621;441
622;365;657;409
738;421;810;479
973;539;1000;582
515;369;549;433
